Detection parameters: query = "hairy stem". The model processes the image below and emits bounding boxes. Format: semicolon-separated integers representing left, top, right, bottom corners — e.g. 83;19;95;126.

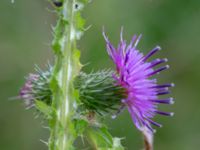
49;0;79;149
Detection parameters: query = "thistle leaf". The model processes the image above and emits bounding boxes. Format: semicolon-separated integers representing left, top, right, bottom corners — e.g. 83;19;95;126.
87;126;125;150
35;100;53;119
74;119;88;136
87;126;113;148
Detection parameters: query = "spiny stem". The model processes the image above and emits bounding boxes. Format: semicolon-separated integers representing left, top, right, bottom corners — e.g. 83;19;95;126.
49;0;79;149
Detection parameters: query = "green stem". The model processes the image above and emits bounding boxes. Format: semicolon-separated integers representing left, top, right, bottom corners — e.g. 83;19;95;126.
49;0;79;149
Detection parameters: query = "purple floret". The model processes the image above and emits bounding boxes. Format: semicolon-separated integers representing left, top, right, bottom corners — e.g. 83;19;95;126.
20;74;39;107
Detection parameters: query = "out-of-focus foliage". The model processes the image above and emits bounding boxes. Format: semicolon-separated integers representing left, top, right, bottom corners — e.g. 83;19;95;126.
0;0;200;150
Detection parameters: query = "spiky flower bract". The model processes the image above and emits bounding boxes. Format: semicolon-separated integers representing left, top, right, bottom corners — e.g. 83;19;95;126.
19;66;52;108
103;31;174;132
74;70;126;115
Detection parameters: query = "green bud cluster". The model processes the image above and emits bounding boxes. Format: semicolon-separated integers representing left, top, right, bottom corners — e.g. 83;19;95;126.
22;67;126;116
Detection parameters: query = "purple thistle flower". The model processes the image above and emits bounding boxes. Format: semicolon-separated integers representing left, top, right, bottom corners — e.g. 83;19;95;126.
103;31;174;133
20;74;39;108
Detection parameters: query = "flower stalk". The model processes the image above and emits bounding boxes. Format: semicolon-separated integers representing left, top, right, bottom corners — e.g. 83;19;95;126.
142;128;154;150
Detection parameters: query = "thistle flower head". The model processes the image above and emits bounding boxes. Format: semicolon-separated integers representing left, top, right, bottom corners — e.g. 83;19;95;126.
20;66;52;108
103;31;174;132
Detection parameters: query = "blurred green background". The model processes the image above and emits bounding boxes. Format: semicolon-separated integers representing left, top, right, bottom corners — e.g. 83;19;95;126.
1;0;200;149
